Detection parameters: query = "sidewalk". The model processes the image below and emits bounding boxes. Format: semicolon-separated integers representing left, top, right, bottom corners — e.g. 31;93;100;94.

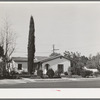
0;78;71;84
0;78;72;84
32;77;100;82
0;79;26;84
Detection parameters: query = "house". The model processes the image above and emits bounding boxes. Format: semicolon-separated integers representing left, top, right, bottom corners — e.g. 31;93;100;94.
11;56;47;73
11;57;27;73
35;55;71;74
11;55;71;74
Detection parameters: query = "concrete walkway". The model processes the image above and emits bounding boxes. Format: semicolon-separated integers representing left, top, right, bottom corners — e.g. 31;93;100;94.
0;79;26;84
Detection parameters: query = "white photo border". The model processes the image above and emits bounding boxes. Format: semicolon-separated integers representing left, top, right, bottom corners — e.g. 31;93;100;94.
0;1;100;99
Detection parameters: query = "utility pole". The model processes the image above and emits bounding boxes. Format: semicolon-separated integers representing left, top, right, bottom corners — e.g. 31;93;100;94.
52;44;59;53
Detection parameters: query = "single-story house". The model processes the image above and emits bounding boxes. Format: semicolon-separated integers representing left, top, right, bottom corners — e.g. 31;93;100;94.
11;55;71;74
36;55;71;74
11;56;47;73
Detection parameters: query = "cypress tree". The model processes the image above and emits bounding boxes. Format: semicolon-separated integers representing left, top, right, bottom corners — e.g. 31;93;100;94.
28;16;35;74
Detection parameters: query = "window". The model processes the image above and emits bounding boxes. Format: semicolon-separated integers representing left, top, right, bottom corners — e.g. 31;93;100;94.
18;64;22;70
58;64;64;73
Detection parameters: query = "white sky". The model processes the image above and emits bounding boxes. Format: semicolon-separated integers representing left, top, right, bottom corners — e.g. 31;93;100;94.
0;2;100;57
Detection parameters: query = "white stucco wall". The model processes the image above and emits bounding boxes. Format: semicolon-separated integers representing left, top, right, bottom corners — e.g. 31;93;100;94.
11;61;28;72
16;61;28;71
42;57;71;74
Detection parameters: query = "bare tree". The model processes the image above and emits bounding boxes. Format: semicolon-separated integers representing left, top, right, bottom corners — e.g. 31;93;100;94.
0;17;16;60
0;17;16;74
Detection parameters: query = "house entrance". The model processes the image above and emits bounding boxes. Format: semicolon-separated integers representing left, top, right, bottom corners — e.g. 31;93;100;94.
44;64;50;74
45;64;50;71
58;64;64;73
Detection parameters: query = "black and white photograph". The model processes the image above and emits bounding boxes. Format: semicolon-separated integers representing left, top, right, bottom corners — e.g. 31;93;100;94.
0;1;100;89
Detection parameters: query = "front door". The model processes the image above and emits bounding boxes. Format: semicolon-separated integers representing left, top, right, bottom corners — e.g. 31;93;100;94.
58;64;64;73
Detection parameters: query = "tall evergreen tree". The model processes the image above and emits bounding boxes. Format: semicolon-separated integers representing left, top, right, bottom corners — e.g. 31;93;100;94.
28;16;35;74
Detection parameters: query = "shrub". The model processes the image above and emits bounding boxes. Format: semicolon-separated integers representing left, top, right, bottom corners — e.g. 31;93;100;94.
0;62;4;78
46;68;54;78
9;70;20;79
72;75;82;78
37;70;43;78
80;70;93;78
43;74;48;79
10;70;18;75
21;71;28;75
54;70;61;78
64;71;68;75
3;70;20;79
3;71;10;79
68;67;72;77
94;71;100;77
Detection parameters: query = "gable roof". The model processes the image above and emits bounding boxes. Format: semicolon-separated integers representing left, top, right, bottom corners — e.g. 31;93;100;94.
37;55;70;63
12;55;71;63
12;56;48;62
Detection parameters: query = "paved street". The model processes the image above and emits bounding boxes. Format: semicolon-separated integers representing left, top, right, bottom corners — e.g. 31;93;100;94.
0;78;100;88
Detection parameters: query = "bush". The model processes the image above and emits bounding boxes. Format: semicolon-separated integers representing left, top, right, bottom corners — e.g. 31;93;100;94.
21;71;28;75
80;70;93;78
54;70;61;78
42;74;48;79
68;67;72;77
46;69;54;78
94;71;100;77
37;70;43;78
64;71;68;75
70;66;83;75
9;70;20;79
0;62;4;78
3;70;20;79
72;75;82;78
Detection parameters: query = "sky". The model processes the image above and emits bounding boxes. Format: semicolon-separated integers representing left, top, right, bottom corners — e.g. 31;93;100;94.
0;2;100;57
